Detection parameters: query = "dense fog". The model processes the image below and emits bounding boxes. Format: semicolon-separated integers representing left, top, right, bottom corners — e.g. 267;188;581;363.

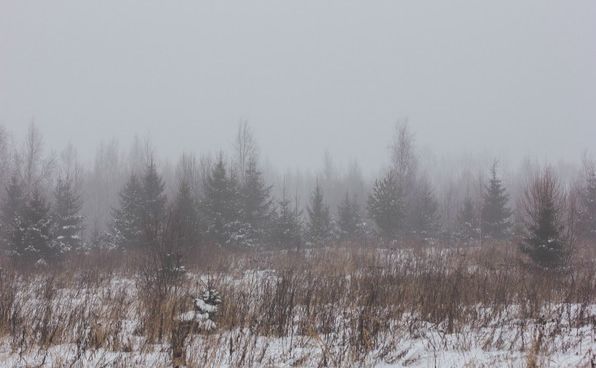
2;1;595;172
1;2;596;367
0;121;592;248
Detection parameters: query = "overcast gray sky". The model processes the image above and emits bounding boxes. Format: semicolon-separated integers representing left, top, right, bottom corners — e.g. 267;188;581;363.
1;0;595;172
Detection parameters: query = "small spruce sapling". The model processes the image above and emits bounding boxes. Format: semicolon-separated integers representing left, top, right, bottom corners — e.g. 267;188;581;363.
194;284;222;331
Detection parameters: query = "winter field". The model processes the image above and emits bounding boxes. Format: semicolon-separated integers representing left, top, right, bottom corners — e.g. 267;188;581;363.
0;244;594;368
2;0;596;365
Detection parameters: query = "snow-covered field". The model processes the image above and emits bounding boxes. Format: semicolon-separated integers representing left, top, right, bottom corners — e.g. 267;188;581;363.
1;316;594;367
0;247;594;367
2;305;593;367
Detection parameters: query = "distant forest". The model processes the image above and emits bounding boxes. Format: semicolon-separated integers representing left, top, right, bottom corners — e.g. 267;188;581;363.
0;122;594;269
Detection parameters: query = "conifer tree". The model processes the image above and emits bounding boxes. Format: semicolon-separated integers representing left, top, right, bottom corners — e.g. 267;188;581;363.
457;196;478;243
2;175;26;256
391;123;419;232
202;155;242;244
408;177;439;237
306;182;331;244
52;176;85;253
21;188;52;263
240;158;273;238
368;171;403;239
141;160;167;246
271;195;302;248
520;168;568;268
481;163;512;240
171;178;201;249
112;173;144;248
337;193;361;241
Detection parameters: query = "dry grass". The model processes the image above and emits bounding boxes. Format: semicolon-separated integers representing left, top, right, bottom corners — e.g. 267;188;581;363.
0;242;594;367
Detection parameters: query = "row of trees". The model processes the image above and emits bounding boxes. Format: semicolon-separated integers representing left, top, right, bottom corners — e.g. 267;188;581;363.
108;153;358;252
368;160;513;241
1;123;595;269
365;125;596;267
2;174;84;265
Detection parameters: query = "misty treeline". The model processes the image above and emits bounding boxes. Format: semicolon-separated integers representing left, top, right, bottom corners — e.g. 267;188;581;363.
0;122;595;270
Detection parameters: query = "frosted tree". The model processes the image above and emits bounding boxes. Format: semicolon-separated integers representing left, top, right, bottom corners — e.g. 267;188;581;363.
177;283;223;332
520;168;569;268
368;171;403;239
52;176;85;253
337;193;361;241
196;284;222;329
111;173;144;248
306;182;331;244
481;162;512;240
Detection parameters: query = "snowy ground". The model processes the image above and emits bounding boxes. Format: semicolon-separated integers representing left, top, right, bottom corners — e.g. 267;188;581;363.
1;303;593;367
0;248;594;367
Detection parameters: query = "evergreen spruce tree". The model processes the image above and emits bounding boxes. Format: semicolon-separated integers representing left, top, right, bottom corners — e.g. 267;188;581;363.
408;178;439;237
111;173;144;248
21;188;52;263
306;182;331;244
368;171;403;239
240;158;273;239
578;164;596;241
391;123;418;234
2;175;26;257
52;176;85;253
337;193;361;241
457;196;478;243
223;169;256;247
140;160;167;246
202;155;242;245
481;163;512;240
520;169;568;268
271;196;302;248
171;179;201;249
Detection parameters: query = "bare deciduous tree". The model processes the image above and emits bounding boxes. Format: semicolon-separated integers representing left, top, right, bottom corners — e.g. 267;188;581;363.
234;121;258;184
390;120;417;184
20;123;55;193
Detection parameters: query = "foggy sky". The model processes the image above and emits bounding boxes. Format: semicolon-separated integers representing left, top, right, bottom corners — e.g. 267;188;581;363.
1;0;595;173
